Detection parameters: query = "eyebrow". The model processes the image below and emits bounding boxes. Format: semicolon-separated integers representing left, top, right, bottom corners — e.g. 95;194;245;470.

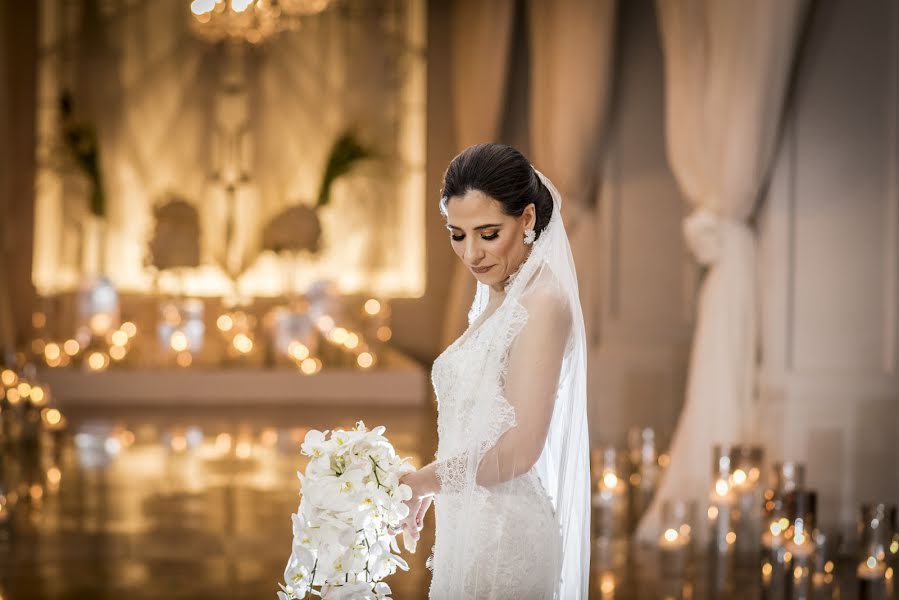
446;223;502;231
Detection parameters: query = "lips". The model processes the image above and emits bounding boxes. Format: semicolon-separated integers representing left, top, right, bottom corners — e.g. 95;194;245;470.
471;265;494;274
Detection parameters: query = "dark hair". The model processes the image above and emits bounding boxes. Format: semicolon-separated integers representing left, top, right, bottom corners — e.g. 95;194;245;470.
439;143;553;239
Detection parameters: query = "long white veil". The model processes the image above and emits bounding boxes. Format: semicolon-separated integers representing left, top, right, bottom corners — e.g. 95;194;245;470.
445;169;591;598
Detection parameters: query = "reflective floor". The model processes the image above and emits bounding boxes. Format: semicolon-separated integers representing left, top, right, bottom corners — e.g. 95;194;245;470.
0;404;880;599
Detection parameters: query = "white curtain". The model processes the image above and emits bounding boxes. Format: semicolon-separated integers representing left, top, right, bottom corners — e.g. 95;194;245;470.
34;0;426;298
636;0;808;542
441;0;515;346
528;0;617;344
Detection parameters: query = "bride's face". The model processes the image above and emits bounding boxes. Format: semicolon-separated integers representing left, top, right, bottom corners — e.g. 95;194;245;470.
444;190;536;291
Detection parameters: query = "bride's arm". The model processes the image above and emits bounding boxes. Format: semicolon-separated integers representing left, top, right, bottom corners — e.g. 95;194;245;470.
404;285;572;497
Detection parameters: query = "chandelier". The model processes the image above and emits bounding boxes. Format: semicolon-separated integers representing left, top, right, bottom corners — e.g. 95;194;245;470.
189;0;334;45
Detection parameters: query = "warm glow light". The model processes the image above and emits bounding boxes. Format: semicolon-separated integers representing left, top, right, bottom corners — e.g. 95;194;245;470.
45;408;62;426
793;566;804;580
30;386;46;405
330;327;349;344
784;551;792;562
90;313;113;335
233;333;253;353
658;453;670;468
236;441;252;459
600;573;615;596
867;556;878;569
770;521;782;536
231;0;254;13
87;351;109;371
376;326;392;342
32;312;47;328
176;352;193;367
891;540;899;555
762;563;773;576
663;528;678;542
215;433;232;453
121;321;137;337
171;435;187;452
6;388;20;404
44;343;61;361
170;331;189;352
217;314;234;332
17;382;32;398
289;342;310;361
110;345;127;361
629;473;641;486
30;484;43;501
364;299;381;315
300;358;319;375
602;472;618;489
316;315;335;332
260;428;278;447
725;531;736;544
824;561;834;574
715;479;729;497
344;333;360;349
63;339;80;356
748;467;760;482
120;430;135;447
887;567;894;580
191;0;216;15
0;369;16;387
47;466;61;485
779;517;790;530
111;330;129;346
732;469;747;486
707;506;719;520
357;352;374;369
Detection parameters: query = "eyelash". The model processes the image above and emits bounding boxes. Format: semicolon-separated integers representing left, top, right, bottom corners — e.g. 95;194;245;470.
451;233;499;241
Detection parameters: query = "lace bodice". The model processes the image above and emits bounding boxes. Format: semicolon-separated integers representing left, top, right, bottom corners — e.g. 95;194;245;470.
427;278;571;599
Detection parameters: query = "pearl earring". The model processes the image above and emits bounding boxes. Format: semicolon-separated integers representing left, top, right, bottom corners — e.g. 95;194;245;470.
523;228;536;245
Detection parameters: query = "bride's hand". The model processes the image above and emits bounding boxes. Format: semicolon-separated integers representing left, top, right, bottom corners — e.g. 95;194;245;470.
396;471;430;540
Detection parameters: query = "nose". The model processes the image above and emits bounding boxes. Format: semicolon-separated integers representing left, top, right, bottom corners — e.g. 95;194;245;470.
463;239;484;266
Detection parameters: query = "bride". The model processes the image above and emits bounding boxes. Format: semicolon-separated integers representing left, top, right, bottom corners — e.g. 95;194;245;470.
398;143;591;599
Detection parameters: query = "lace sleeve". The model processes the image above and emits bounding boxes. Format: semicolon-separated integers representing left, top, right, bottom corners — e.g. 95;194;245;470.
435;284;572;491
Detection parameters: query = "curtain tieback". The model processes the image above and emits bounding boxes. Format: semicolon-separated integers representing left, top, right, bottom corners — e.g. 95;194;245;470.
682;208;751;267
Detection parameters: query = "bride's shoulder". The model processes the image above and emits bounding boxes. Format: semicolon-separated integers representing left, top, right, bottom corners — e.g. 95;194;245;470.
519;274;571;329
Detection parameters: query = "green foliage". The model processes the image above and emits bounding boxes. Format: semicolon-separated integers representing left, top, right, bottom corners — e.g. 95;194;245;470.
316;132;371;209
59;90;106;218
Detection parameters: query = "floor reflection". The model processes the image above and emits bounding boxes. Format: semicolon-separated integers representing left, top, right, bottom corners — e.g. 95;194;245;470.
0;405;436;600
0;404;871;599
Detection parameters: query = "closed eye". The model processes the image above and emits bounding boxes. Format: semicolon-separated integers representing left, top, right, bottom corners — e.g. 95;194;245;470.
450;232;499;241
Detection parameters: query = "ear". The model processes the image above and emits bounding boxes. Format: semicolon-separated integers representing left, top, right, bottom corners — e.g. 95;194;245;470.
524;203;537;230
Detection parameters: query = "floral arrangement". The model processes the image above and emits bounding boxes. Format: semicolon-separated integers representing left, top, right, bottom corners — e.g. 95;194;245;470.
278;421;416;600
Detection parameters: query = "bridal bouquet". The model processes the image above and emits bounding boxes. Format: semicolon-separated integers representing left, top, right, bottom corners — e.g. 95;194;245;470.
277;421;417;600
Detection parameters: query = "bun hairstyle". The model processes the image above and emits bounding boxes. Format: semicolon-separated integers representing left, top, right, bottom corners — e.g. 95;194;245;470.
439;143;553;240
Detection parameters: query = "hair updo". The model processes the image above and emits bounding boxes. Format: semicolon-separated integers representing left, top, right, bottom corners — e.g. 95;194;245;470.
439;143;553;240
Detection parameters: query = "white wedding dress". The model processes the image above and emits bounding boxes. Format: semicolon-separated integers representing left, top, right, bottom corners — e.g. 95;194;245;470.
426;171;591;600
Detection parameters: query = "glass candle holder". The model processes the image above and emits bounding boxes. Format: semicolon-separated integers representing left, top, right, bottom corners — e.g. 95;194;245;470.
785;491;817;600
773;462;806;497
659;499;695;577
857;503;894;581
709;445;737;555
812;529;839;590
592;446;627;540
628;427;659;520
731;445;764;555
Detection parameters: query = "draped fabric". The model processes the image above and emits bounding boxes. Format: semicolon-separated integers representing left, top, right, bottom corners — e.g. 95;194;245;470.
33;0;425;298
528;0;617;342
441;0;515;347
636;0;809;543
